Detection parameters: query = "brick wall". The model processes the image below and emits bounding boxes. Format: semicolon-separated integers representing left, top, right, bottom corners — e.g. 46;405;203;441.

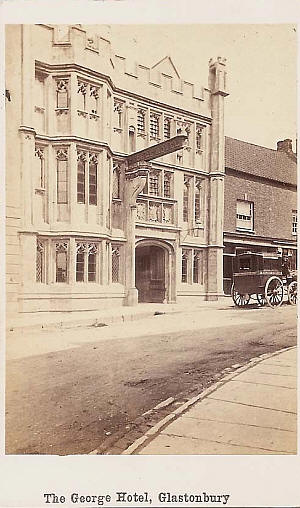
224;170;297;240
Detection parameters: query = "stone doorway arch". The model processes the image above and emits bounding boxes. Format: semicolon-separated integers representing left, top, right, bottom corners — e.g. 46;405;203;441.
135;239;176;303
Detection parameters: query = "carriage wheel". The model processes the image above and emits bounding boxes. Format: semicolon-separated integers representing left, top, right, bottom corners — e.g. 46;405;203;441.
256;294;266;306
231;284;250;307
288;281;297;306
265;276;284;308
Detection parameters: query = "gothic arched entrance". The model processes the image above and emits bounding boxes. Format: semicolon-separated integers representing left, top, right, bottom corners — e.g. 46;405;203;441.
135;241;174;303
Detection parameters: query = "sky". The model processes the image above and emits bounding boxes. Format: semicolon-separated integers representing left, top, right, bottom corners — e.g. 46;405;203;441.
105;24;297;151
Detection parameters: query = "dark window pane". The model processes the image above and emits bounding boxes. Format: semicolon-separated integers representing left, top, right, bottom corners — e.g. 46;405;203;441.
89;162;97;205
88;253;96;282
77;159;85;203
56;251;68;282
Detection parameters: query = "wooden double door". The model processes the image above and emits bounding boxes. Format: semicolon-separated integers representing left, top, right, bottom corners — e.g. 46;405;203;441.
135;245;166;303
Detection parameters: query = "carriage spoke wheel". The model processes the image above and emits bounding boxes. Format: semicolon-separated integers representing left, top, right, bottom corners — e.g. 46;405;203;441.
288;281;297;306
265;276;284;308
256;294;266;306
231;285;250;307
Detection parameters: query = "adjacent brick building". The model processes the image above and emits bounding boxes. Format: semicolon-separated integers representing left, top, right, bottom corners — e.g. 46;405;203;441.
223;137;297;294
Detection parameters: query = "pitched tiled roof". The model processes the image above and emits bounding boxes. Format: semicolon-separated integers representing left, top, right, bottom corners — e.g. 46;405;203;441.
225;136;297;186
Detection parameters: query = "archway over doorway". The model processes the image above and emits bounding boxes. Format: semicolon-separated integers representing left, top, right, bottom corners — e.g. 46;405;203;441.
135;245;166;303
135;239;176;303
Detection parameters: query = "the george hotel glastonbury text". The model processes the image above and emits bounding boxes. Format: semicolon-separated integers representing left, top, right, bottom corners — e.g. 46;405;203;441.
43;491;231;505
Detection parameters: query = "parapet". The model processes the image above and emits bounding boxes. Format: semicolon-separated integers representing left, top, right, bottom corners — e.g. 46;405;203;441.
31;24;214;118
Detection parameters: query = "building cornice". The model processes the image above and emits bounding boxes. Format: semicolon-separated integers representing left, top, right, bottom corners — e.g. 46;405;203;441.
35;61;212;124
25;131;213;176
225;166;297;190
224;231;297;247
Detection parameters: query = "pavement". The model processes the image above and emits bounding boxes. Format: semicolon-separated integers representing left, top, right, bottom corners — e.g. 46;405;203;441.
124;347;297;455
6;297;232;333
7;298;292;361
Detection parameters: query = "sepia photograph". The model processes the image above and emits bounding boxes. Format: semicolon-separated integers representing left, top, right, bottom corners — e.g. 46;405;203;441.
1;8;300;506
4;22;297;459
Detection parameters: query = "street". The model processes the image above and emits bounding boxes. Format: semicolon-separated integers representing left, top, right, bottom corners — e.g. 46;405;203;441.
6;303;297;455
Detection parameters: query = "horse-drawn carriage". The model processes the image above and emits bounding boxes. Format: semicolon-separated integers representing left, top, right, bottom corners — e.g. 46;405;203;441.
231;252;297;308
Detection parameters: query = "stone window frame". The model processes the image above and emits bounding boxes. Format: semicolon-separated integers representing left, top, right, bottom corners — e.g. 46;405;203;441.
183;175;191;223
56;148;69;204
163;171;173;198
75;241;99;283
196;124;204;153
181;249;190;283
193;249;203;284
35;145;46;190
77;150;86;204
142;168;174;199
194;177;202;224
36;238;47;283
183;174;205;227
77;78;101;117
54;240;69;283
111;244;123;284
89;153;98;206
181;248;203;285
76;149;99;206
113;99;124;131
55;77;69;110
112;163;121;200
163;116;172;140
137;108;146;135
149;111;161;140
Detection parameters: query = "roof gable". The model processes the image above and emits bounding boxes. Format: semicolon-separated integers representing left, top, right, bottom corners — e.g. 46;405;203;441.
151;56;180;79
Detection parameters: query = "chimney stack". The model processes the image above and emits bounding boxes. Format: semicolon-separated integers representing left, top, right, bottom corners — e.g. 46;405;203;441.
277;139;296;161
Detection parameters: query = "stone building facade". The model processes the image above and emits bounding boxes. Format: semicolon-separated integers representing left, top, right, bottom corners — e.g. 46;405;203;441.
6;24;229;319
223;137;297;294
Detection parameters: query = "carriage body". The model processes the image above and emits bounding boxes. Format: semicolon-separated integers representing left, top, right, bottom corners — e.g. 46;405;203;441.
231;252;297;308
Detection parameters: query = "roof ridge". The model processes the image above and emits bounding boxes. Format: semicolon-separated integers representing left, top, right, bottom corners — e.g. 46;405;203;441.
225;136;278;153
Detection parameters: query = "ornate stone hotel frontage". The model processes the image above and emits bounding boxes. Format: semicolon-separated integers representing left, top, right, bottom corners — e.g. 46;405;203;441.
6;24;229;319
